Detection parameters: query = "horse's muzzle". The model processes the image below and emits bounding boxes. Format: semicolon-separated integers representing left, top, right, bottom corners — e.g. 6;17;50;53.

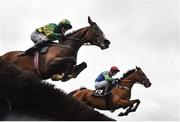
101;39;110;50
145;79;152;88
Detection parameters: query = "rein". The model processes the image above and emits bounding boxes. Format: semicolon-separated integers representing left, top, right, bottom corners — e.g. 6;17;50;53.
117;85;130;90
68;37;91;46
114;79;131;91
58;44;73;49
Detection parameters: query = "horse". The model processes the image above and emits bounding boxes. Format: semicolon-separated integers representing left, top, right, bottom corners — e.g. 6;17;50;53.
0;16;110;82
68;66;152;116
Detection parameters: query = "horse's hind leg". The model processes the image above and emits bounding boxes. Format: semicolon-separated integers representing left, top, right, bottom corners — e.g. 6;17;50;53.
68;62;87;79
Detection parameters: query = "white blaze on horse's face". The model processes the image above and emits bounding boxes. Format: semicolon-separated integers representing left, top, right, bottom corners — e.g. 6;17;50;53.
88;16;110;50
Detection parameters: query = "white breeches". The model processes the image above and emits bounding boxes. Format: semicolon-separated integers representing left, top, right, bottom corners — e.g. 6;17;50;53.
95;80;108;89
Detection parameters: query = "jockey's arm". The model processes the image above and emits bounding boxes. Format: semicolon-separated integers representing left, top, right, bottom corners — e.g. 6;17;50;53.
43;24;63;41
103;71;114;82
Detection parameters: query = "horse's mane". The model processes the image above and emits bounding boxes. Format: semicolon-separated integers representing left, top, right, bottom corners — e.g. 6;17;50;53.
66;27;88;37
120;69;136;80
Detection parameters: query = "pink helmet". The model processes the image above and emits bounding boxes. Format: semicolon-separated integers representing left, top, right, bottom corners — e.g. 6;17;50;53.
110;66;120;73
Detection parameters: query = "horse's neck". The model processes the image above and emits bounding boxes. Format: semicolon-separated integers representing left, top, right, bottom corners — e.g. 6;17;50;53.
60;27;89;52
119;74;136;90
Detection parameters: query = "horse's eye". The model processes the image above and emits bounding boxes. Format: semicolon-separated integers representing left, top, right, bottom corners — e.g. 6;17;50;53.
93;26;99;31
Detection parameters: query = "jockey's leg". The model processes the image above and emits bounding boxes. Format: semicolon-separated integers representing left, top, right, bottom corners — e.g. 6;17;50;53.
24;31;49;55
68;62;87;79
24;40;48;54
104;83;111;96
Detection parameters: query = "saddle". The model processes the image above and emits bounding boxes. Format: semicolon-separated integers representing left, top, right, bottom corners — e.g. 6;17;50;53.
91;83;116;97
18;42;56;57
92;89;111;97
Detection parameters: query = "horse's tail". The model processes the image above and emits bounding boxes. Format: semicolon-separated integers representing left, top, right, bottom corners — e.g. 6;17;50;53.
68;87;87;96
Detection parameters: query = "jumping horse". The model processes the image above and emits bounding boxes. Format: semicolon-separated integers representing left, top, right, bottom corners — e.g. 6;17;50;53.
0;16;110;81
69;66;152;116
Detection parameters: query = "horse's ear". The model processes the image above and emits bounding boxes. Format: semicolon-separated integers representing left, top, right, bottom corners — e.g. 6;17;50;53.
88;16;93;26
136;66;141;70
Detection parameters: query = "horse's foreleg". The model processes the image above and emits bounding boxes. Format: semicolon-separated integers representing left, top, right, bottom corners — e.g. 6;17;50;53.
113;99;134;116
68;62;87;79
117;99;140;116
118;105;133;116
129;99;140;112
119;99;140;116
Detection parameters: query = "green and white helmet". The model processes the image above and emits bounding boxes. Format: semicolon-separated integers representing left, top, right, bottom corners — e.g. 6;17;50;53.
59;19;72;29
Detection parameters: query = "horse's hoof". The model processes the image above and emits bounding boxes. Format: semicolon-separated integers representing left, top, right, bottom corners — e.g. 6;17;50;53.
51;74;63;81
118;113;124;116
68;74;75;78
61;76;70;82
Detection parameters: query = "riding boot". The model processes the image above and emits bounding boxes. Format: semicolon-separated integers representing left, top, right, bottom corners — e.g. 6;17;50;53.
104;83;111;96
24;40;47;55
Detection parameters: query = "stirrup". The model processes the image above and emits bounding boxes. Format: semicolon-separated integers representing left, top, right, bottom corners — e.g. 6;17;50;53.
104;92;111;96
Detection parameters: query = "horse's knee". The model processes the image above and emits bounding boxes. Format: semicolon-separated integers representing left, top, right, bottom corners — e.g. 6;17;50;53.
133;99;140;104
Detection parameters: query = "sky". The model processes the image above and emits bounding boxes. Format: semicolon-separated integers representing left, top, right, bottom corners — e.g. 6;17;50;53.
0;0;180;121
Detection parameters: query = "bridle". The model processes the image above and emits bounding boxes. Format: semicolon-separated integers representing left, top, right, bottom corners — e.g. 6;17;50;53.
113;79;131;91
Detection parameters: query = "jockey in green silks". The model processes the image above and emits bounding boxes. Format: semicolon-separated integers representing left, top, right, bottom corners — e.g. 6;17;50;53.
24;19;72;55
95;66;120;96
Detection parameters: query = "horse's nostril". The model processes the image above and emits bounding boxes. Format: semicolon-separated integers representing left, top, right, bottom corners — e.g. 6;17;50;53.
104;40;110;45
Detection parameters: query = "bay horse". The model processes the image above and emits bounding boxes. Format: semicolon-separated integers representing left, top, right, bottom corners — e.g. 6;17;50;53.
0;16;110;81
69;66;152;116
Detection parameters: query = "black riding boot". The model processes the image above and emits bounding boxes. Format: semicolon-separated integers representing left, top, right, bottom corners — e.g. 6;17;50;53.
104;83;111;96
24;40;47;55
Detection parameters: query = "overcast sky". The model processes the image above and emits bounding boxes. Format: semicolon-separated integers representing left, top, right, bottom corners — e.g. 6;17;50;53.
0;0;180;121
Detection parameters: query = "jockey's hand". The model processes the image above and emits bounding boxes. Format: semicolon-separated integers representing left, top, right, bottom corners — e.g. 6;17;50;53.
112;78;119;85
61;34;67;40
114;78;119;82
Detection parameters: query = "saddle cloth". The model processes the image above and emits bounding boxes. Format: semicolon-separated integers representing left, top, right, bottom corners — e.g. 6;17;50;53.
92;89;106;97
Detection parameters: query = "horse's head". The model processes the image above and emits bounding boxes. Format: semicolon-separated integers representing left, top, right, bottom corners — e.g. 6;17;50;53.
134;66;151;88
85;16;110;50
119;67;151;88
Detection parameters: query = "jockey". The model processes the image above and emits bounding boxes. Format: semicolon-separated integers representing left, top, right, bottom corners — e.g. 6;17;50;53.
24;19;72;55
95;66;120;95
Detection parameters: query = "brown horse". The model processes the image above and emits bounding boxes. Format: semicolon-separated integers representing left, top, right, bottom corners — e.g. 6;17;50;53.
0;16;110;81
69;66;152;116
